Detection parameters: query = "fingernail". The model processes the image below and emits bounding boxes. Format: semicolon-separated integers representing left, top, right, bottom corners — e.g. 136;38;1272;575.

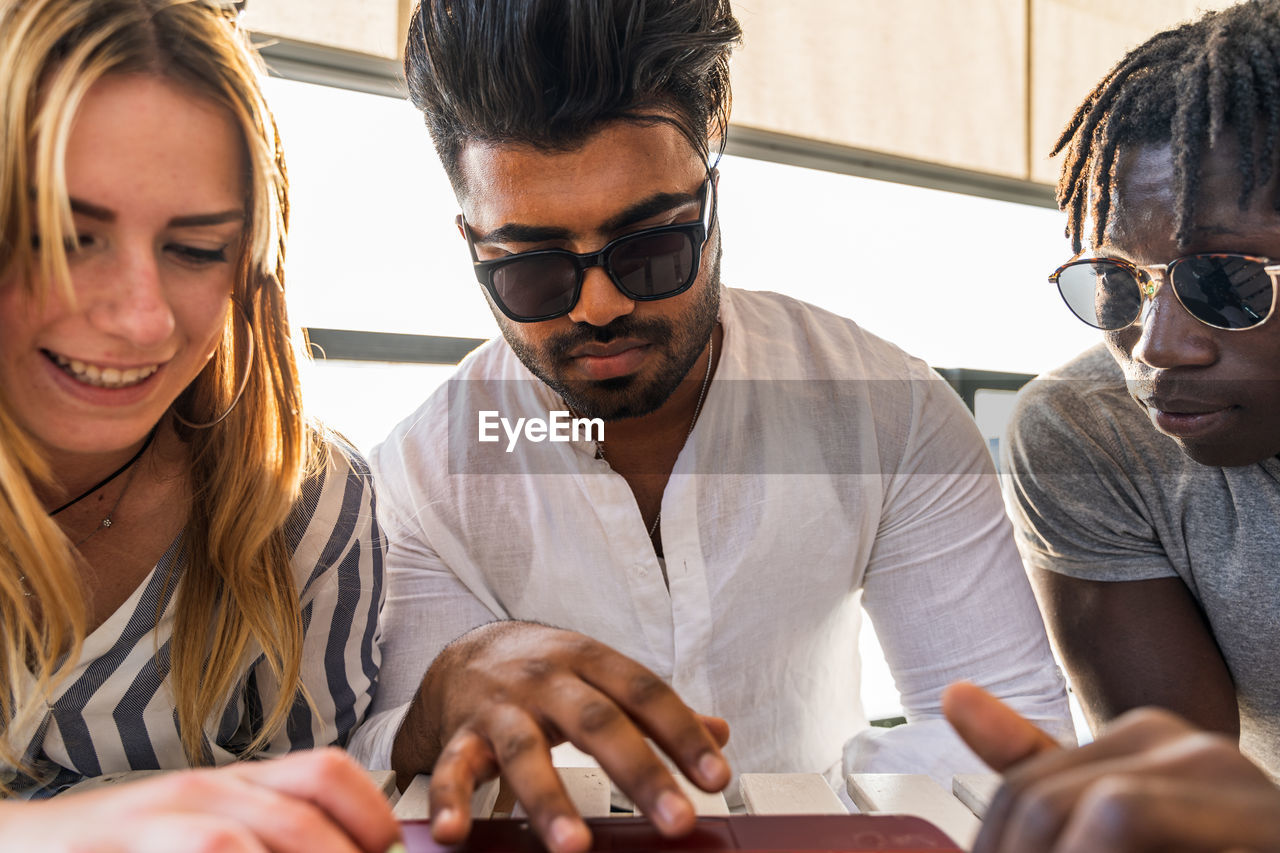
698;751;727;785
434;807;457;827
549;816;587;852
385;844;407;853
654;789;692;830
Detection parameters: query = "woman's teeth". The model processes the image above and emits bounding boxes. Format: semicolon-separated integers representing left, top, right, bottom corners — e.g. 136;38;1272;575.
49;352;159;389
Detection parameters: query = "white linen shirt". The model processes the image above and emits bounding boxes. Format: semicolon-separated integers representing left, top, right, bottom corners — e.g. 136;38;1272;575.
349;288;1071;795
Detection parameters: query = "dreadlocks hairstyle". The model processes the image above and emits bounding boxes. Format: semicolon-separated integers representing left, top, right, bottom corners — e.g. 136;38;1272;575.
1052;0;1280;254
403;0;742;194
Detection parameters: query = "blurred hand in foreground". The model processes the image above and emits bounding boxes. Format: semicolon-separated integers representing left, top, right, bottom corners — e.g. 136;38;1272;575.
944;681;1280;853
0;748;402;853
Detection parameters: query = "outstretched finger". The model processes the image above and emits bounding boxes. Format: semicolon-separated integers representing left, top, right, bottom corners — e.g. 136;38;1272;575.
974;709;1227;853
469;706;592;853
428;727;500;844
574;644;730;794
536;674;704;838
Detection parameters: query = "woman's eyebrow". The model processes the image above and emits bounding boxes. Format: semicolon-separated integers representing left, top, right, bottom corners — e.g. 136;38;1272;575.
65;196;244;228
168;210;245;228
69;196;115;221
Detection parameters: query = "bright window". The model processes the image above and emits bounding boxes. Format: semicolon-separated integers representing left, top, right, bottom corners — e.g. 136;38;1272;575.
265;77;1095;452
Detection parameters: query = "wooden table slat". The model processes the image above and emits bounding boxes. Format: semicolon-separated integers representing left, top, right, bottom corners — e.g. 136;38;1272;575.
511;766;612;818
952;773;1000;819
672;773;729;815
847;773;980;850
739;773;848;815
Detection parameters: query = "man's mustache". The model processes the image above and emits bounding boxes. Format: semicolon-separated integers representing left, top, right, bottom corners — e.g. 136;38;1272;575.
545;317;674;359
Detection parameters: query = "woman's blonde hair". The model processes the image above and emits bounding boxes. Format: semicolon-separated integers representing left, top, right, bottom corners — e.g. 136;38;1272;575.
0;0;319;781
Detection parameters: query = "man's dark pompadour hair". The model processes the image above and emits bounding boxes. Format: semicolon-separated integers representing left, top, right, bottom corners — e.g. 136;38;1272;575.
1055;0;1280;253
403;0;742;192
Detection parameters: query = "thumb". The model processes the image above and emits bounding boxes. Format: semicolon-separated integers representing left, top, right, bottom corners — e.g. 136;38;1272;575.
943;681;1061;771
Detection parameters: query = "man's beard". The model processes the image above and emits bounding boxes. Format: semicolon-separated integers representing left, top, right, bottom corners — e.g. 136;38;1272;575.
500;247;721;421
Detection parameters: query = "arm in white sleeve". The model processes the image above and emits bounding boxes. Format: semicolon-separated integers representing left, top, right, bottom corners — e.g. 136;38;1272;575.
845;376;1073;784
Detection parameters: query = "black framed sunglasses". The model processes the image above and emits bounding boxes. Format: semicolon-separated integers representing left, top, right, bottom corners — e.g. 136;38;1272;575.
1050;253;1280;332
462;176;716;323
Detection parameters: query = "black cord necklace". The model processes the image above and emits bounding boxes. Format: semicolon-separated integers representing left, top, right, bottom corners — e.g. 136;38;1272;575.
48;428;157;517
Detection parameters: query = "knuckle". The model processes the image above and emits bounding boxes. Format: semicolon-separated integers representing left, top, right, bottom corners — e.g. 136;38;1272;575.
270;808;319;841
189;826;250;853
632;760;676;801
566;634;607;665
496;728;544;765
441;731;480;763
519;656;555;682
1011;787;1066;840
1180;730;1233;758
1111;706;1186;739
431;776;470;803
672;720;715;756
1178;731;1243;772
625;671;668;707
576;700;623;734
307;746;356;779
165;769;217;801
1076;778;1143;843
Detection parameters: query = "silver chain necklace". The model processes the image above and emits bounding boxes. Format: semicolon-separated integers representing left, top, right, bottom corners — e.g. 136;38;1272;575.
591;336;714;540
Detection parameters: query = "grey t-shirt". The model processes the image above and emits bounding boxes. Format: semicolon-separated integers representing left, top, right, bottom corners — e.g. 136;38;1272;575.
1003;343;1280;778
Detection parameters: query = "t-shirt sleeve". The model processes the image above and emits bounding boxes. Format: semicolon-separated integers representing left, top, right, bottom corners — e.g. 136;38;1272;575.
1001;375;1179;582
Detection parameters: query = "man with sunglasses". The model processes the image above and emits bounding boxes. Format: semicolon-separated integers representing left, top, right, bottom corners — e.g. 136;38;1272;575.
956;2;1280;850
350;2;1070;850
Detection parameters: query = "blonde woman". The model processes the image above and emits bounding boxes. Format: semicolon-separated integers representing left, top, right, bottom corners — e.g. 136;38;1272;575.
0;0;398;848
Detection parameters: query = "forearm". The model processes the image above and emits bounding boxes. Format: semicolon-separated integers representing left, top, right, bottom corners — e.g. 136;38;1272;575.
1033;571;1239;738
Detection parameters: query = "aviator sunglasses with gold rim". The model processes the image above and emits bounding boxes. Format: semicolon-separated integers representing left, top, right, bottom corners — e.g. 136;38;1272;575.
1051;253;1280;331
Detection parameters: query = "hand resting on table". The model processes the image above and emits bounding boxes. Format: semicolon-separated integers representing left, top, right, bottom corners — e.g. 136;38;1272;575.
393;621;731;853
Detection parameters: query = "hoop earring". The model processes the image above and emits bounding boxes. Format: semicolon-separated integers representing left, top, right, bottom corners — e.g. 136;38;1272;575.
172;300;256;430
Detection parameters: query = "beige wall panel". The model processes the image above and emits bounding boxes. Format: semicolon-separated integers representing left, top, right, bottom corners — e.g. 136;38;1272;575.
730;0;1028;178
1030;0;1239;185
242;0;410;60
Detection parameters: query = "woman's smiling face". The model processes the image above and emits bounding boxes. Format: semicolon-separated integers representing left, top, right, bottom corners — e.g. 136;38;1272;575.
0;73;246;460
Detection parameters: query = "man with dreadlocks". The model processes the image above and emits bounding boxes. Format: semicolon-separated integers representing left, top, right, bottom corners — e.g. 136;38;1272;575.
937;2;1280;850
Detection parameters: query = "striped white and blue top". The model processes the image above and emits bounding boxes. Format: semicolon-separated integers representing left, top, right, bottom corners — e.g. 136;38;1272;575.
5;438;385;799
